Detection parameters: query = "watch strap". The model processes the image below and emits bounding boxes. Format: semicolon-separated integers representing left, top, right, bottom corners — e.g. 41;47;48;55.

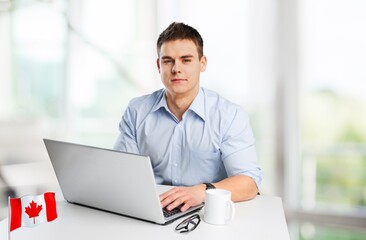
204;183;216;190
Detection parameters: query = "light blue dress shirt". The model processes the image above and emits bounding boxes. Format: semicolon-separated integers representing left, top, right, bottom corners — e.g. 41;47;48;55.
114;87;263;188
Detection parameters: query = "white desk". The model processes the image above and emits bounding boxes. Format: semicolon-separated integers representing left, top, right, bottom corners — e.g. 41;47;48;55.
1;194;289;240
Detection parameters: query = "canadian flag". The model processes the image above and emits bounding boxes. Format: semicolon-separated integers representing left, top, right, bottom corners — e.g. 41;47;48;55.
9;192;58;232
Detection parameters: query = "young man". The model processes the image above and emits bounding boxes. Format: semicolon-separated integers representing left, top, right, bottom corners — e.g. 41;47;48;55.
114;22;263;212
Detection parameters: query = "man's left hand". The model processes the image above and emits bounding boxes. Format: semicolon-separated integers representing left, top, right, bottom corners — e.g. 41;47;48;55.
159;185;205;212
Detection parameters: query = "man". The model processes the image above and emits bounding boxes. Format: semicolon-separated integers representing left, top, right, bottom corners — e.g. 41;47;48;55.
114;22;263;212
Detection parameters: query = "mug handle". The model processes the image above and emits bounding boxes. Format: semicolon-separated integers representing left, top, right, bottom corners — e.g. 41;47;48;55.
225;200;235;223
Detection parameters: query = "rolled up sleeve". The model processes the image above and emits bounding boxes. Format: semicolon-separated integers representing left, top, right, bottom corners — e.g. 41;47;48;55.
113;106;140;154
220;108;263;188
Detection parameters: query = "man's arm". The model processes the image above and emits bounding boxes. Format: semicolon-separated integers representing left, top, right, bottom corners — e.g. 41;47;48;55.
113;106;139;153
213;175;258;201
160;175;258;212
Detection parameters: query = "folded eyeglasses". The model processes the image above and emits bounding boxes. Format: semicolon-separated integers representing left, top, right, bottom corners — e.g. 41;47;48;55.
175;214;201;233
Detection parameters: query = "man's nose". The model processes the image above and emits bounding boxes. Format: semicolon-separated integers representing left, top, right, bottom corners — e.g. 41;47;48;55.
171;61;182;74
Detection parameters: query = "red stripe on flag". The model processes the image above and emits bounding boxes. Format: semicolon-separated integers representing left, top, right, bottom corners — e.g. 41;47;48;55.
44;192;58;222
10;198;22;232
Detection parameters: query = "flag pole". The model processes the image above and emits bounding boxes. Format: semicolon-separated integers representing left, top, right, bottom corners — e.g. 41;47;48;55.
8;196;11;240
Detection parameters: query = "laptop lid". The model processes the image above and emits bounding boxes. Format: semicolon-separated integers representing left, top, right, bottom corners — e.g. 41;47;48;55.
43;139;202;225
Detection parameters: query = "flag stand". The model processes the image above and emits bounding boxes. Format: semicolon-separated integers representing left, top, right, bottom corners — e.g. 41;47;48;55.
8;196;11;240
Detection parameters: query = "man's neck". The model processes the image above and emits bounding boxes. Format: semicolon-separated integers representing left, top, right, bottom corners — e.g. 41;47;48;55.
165;89;199;121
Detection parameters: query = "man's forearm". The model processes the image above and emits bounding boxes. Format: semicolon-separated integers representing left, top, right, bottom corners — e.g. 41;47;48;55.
213;175;258;202
160;175;258;212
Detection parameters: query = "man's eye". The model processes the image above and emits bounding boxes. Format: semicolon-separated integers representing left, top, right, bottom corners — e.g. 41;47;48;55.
163;59;173;64
183;59;191;63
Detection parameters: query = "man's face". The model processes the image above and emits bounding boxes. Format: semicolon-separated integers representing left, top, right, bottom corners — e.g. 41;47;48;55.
157;39;207;99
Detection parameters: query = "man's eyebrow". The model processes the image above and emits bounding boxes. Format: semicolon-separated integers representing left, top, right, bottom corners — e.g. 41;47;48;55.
160;55;194;59
181;55;194;59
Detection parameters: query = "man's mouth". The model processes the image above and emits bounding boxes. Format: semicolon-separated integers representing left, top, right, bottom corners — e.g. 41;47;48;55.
172;78;186;82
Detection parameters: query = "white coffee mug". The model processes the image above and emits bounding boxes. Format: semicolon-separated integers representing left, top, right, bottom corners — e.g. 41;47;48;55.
204;189;235;225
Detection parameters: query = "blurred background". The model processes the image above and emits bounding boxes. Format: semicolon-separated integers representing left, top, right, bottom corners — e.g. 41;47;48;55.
0;0;365;239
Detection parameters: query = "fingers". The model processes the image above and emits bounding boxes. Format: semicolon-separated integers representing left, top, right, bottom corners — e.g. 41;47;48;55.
160;188;186;210
160;187;179;208
159;187;195;212
179;202;192;212
159;187;178;203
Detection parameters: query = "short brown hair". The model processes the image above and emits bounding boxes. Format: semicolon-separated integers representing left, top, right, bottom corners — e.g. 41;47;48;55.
157;22;204;58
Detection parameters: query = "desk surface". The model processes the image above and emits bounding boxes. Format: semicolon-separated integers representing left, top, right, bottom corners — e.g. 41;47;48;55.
1;193;289;240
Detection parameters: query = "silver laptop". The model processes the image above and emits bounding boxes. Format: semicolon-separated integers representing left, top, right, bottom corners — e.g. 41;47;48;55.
43;138;203;225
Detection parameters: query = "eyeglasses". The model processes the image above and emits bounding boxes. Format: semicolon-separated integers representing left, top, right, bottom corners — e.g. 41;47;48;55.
175;214;201;233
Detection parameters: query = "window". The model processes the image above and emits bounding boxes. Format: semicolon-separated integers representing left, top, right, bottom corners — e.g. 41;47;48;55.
65;0;158;147
299;0;366;212
284;0;366;239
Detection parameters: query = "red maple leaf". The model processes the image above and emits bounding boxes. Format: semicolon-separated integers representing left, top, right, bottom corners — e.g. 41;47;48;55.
25;200;43;224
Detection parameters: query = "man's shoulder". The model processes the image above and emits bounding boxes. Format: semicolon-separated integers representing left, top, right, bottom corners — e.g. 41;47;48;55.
202;88;243;113
202;88;250;134
128;89;164;110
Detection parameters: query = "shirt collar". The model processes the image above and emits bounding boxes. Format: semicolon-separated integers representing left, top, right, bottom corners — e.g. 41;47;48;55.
188;88;205;121
151;89;169;113
151;88;206;121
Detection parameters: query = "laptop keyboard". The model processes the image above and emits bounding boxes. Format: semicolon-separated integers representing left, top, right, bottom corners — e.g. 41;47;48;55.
163;205;183;218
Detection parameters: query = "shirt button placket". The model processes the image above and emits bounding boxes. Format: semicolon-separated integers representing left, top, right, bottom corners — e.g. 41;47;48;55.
171;123;183;185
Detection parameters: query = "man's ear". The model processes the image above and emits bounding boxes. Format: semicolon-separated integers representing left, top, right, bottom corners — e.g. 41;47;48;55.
200;55;207;72
156;58;161;73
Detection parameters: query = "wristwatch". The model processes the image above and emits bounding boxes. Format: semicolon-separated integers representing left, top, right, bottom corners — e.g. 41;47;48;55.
204;183;216;190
